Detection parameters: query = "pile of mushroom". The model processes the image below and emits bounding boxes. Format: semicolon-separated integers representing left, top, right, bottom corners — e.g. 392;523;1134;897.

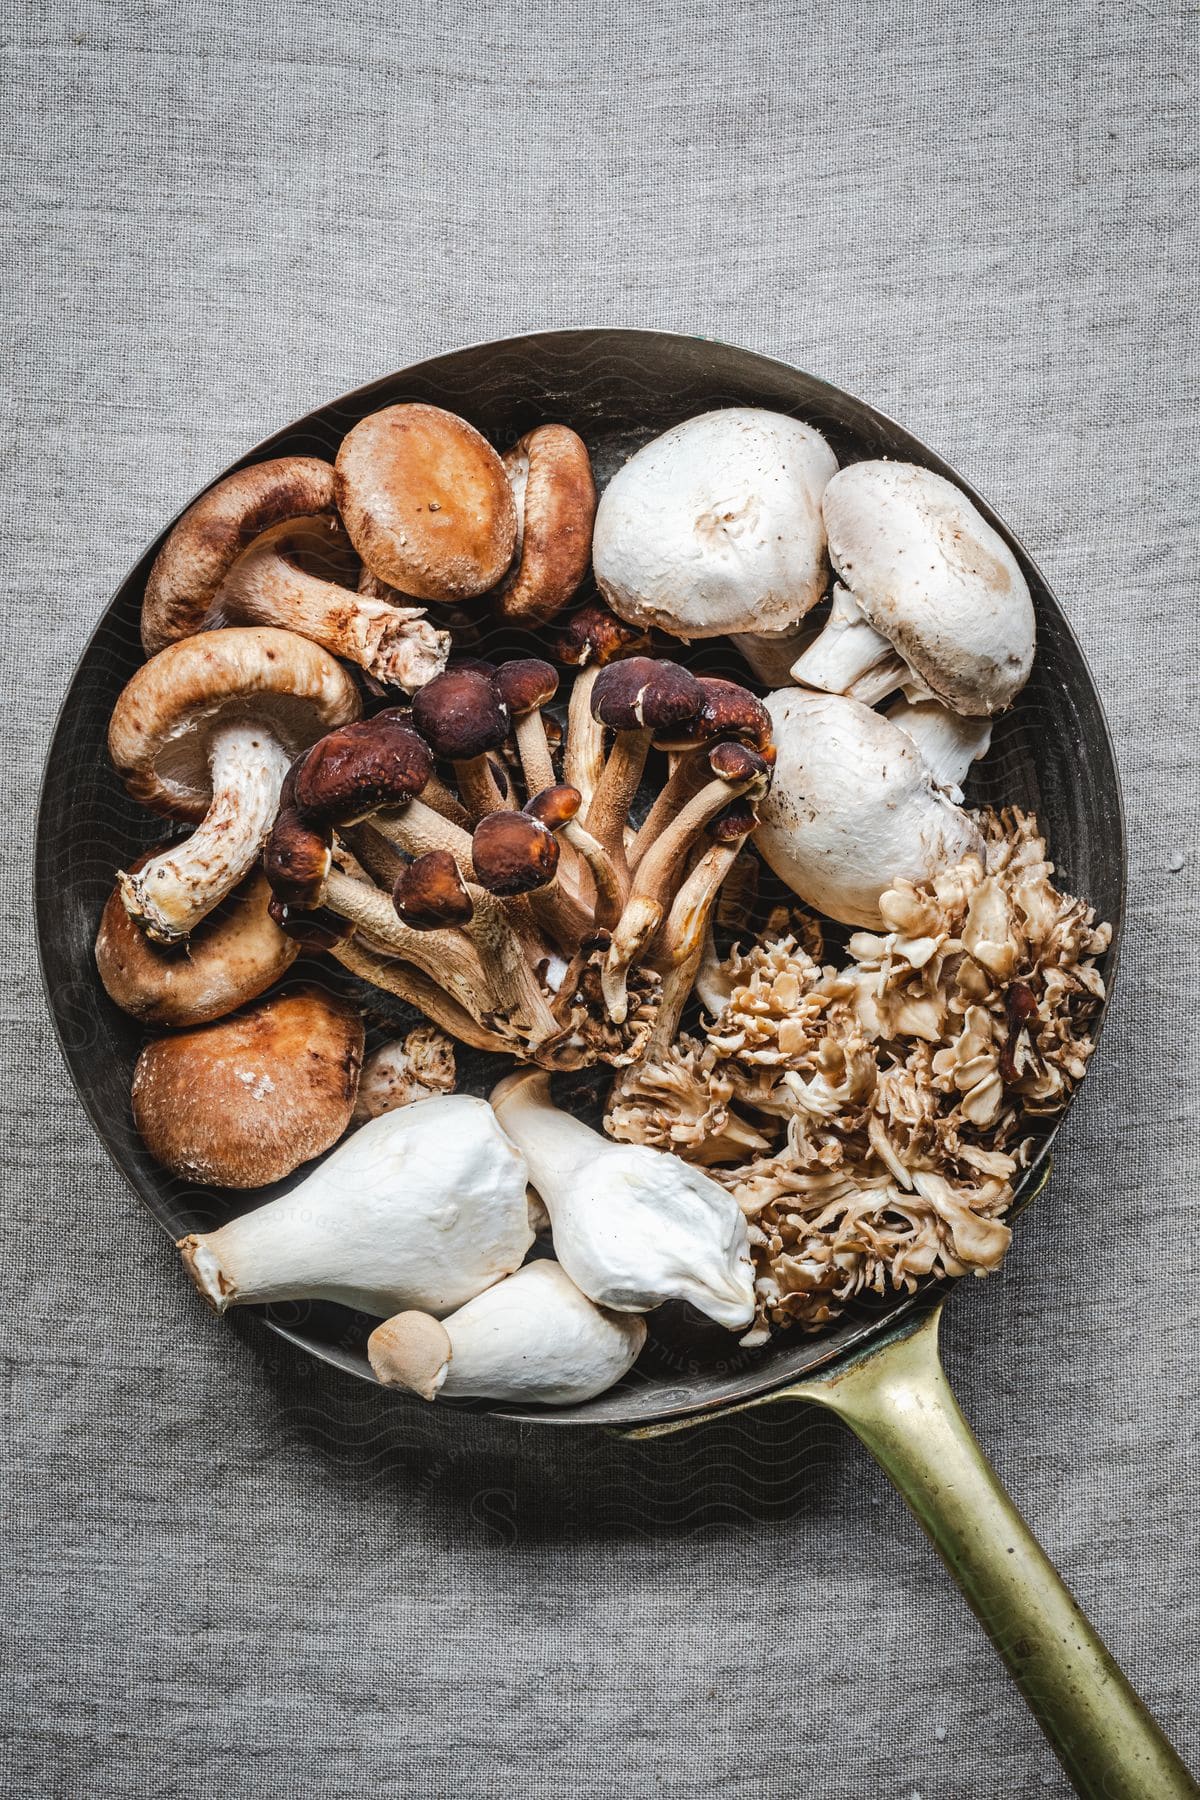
95;393;1110;1403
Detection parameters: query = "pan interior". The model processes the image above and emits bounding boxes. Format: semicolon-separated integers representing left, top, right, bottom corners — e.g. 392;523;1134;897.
34;329;1125;1428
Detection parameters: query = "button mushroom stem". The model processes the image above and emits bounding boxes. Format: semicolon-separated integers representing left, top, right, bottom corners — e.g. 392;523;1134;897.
215;516;450;691
885;698;993;794
789;583;906;701
119;723;293;943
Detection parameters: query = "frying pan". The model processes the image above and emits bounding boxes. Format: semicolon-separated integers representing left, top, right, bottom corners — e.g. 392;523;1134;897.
34;330;1197;1798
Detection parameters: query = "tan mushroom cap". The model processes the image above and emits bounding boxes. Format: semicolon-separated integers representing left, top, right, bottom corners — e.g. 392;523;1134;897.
334;403;516;602
108;627;361;823
96;860;297;1027
495;425;597;625
131;986;364;1188
141;456;338;654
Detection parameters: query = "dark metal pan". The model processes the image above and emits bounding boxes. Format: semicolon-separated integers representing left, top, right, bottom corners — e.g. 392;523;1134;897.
34;331;1195;1797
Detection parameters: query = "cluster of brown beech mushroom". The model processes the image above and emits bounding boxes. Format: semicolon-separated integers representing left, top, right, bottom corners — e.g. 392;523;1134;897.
96;399;1110;1407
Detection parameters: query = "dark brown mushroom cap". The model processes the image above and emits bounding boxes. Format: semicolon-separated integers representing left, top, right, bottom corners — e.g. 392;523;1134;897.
590;657;703;733
334;403;516;603
131;986;364;1189
392;850;475;930
495;657;559;717
267;897;355;950
470;811;560;895
291;715;434;827
96;859;297;1027
708;741;773;789
523;784;582;830
108;627;362;823
410;667;510;762
709;796;761;842
495;425;597;627
651;678;774;753
141;456;338;655
263;783;333;908
552;601;650;669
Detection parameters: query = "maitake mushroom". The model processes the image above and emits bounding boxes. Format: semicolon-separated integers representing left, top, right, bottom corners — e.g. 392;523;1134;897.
605;811;1110;1339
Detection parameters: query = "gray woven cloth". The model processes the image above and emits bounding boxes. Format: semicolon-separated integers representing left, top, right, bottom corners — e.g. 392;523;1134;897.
4;2;1197;1795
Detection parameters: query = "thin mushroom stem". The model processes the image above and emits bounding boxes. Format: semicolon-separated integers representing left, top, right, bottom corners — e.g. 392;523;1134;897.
885;698;993;793
420;772;473;829
561;818;624;927
330;937;522;1056
789;584;907;703
119;723;292;943
564;666;607;812
582;726;651;874
322;867;500;1028
370;799;476;875
513;710;557;799
455;755;508;821
642;834;750;1058
628;749;709;871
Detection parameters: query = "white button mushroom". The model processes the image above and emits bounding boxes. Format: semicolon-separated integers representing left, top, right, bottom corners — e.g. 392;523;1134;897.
591;408;837;682
791;460;1036;725
755;689;984;930
176;1095;534;1318
490;1069;755;1330
367;1260;647;1405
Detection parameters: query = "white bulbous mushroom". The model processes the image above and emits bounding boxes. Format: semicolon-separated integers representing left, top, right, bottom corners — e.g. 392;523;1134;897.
177;1095;533;1318
791;460;1036;735
756;689;984;930
591;408;837;681
367;1259;647;1405
490;1069;755;1330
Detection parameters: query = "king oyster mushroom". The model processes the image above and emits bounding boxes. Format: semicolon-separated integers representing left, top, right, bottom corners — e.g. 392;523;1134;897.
490;1070;756;1329
367;1259;647;1405
109;626;360;942
592;408;838;684
790;460;1036;785
176;1094;533;1316
755;689;984;930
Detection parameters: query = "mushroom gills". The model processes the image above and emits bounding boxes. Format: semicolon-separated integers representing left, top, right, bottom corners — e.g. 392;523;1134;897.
490;1070;755;1329
120;723;292;943
368;1260;647;1405
177;1095;534;1318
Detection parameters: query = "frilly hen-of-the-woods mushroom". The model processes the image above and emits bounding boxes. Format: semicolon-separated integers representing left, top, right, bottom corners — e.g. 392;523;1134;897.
109;626;360;942
591;407;838;684
755;688;983;929
367;1259;647;1405
790;461;1036;786
133;986;364;1187
177;1094;534;1317
490;1069;756;1329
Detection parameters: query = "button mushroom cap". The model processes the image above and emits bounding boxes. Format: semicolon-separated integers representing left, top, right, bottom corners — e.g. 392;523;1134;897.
799;460;1036;716
176;1094;533;1316
755;689;985;931
368;1260;647;1405
592;407;838;640
96;860;297;1027
490;1069;755;1330
140;455;338;654
495;425;597;626
109;626;361;824
133;986;364;1188
334;403;517;602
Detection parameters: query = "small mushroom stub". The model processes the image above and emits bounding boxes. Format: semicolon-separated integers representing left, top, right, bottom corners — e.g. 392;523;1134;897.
592;408;837;656
756;688;983;930
490;1070;755;1330
368;1260;647;1405
177;1094;533;1317
792;460;1036;716
133;986;364;1188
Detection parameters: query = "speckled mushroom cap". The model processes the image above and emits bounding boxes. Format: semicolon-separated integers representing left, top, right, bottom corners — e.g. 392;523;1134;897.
592;407;838;638
141;456;338;654
108;627;361;823
495;425;597;625
756;688;983;929
822;461;1036;716
334;403;516;602
95;860;297;1027
131;986;364;1188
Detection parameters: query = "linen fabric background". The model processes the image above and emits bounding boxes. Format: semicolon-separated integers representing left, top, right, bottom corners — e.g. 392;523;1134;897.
3;3;1197;1796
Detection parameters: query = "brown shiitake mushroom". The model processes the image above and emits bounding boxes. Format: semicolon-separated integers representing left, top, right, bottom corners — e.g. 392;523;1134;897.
494;425;596;626
96;860;296;1027
131;986;364;1188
